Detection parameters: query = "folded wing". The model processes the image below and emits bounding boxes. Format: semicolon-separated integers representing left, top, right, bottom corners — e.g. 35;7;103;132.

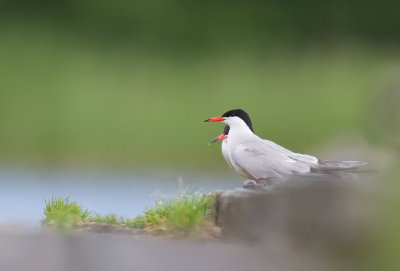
230;140;367;180
231;141;313;180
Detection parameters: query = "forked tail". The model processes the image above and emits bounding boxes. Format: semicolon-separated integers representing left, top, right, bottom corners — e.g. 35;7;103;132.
314;160;368;171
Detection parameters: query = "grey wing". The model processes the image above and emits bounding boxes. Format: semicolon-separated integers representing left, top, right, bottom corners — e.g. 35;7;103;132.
231;141;312;180
262;139;319;165
261;139;367;171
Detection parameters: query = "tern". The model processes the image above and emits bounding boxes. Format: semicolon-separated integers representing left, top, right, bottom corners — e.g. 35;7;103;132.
209;125;232;170
205;109;367;184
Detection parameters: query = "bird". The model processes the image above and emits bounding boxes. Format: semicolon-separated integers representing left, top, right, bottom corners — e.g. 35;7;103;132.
209;125;233;170
205;109;367;184
209;125;230;145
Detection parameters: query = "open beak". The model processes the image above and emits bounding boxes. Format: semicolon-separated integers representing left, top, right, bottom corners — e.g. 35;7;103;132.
204;116;225;122
209;134;228;144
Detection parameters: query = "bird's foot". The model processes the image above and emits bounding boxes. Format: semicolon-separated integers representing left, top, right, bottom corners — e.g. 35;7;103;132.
242;179;268;190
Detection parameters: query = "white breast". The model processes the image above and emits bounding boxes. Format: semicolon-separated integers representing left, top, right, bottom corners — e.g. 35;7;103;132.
221;139;235;170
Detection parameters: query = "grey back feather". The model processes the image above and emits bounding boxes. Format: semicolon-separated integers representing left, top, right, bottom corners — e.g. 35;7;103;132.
230;139;367;180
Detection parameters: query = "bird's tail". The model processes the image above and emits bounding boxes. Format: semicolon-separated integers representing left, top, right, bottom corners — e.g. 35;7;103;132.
314;160;368;171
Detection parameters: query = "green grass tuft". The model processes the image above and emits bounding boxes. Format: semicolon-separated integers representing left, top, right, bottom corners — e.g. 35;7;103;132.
140;190;215;234
125;216;146;229
42;196;90;231
90;214;124;225
43;191;215;235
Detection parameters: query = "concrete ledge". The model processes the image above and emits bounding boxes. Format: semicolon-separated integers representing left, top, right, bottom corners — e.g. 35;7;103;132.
215;178;371;249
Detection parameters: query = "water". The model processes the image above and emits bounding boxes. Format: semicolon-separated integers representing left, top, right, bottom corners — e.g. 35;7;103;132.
0;167;239;226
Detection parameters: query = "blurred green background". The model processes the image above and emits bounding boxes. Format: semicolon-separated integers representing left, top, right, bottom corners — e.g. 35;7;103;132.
0;1;399;170
1;2;400;269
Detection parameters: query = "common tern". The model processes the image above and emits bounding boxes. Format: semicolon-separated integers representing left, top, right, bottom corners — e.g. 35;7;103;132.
205;109;367;183
209;125;232;170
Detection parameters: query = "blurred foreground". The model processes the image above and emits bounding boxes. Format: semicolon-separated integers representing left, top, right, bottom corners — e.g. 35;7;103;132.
0;230;338;271
1;168;400;271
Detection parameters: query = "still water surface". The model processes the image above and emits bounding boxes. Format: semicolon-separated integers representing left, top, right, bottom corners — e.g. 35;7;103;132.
0;167;239;226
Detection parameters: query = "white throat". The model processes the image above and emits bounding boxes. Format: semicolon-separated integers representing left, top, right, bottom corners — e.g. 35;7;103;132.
223;116;256;143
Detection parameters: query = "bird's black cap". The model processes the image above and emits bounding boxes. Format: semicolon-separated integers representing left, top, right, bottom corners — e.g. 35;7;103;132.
221;109;254;132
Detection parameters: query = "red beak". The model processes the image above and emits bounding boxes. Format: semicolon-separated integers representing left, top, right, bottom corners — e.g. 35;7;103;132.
218;134;228;141
204;116;225;122
209;134;228;144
